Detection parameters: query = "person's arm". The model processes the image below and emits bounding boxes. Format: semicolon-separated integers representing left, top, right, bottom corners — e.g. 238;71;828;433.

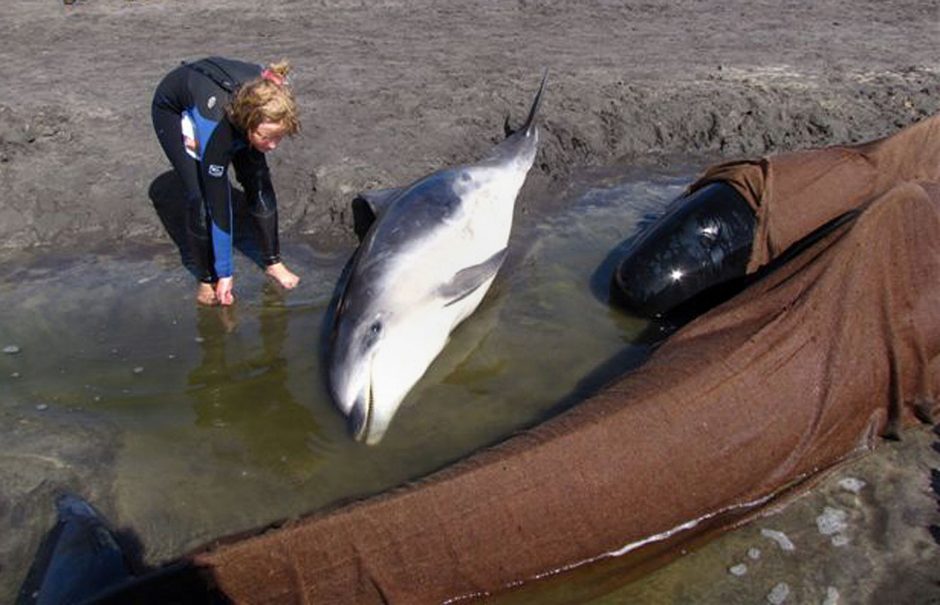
233;148;281;266
232;149;301;290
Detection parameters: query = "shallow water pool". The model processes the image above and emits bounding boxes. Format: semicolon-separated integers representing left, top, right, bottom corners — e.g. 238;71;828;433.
3;166;937;605
0;168;687;586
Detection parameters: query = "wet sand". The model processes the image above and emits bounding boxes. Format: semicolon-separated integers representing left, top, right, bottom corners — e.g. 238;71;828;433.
0;1;938;250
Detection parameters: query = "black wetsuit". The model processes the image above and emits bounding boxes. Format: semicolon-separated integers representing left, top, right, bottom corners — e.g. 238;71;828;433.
151;57;282;283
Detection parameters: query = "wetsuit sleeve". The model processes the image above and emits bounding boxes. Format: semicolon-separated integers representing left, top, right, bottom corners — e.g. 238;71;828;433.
232;148;281;266
199;122;238;279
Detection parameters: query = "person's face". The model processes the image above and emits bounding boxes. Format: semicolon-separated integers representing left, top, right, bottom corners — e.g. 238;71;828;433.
248;121;288;153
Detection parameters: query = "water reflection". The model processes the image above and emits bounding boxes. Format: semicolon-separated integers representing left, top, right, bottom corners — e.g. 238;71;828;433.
187;291;324;482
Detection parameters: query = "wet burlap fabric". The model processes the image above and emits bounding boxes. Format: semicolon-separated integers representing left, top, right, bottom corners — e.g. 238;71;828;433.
184;114;940;604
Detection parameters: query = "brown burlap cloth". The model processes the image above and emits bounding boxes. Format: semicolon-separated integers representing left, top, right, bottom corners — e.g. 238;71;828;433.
190;114;940;603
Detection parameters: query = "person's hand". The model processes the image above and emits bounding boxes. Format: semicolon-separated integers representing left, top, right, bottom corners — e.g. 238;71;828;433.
215;277;235;306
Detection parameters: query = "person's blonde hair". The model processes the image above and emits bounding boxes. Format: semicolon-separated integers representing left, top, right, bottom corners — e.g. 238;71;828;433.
226;60;301;136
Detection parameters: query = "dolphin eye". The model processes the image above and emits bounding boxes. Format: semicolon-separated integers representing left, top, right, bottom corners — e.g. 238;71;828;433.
362;320;383;349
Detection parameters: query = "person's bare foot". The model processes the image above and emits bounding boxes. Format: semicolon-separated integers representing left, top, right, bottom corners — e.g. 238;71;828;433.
196;283;219;306
265;262;300;289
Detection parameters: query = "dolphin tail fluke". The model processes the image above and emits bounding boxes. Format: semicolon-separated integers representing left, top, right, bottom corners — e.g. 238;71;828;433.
520;68;549;137
503;69;548;139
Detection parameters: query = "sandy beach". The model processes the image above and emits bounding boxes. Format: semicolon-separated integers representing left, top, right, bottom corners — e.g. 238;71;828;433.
0;1;938;251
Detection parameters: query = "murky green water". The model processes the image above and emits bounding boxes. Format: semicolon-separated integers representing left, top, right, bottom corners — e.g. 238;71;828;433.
0;170;685;597
2;168;938;604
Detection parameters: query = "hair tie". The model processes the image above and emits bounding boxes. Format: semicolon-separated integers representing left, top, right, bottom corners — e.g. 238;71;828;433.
261;68;286;86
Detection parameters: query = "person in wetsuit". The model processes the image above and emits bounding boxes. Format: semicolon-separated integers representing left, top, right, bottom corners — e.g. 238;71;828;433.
151;57;301;306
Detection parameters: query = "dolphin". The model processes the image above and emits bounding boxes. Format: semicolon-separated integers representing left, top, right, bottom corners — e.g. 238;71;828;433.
328;72;547;445
22;494;230;604
22;494;133;605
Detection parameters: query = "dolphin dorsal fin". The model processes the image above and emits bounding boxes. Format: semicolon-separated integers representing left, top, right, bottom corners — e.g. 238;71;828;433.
351;187;405;241
439;248;508;307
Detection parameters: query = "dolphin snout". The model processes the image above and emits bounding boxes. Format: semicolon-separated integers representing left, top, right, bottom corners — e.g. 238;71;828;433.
329;374;371;440
348;393;371;443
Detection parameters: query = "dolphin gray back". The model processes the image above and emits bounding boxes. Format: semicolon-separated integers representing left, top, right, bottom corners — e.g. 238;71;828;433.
339;170;467;319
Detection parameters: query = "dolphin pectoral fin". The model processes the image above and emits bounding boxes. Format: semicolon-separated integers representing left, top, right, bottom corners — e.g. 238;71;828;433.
351;187;405;241
439;248;508;307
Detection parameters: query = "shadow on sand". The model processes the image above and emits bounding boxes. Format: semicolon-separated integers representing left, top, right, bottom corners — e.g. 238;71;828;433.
147;171;270;281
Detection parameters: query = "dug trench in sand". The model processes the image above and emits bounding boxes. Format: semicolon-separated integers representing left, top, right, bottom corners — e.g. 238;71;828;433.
90;113;940;604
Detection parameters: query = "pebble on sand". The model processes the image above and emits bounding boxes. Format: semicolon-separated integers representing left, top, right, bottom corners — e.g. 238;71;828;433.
816;507;848;536
837;477;866;493
760;528;795;551
830;534;850;547
767;582;790;604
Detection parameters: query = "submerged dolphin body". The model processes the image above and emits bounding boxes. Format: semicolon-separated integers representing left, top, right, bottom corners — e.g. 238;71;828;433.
328;73;547;445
